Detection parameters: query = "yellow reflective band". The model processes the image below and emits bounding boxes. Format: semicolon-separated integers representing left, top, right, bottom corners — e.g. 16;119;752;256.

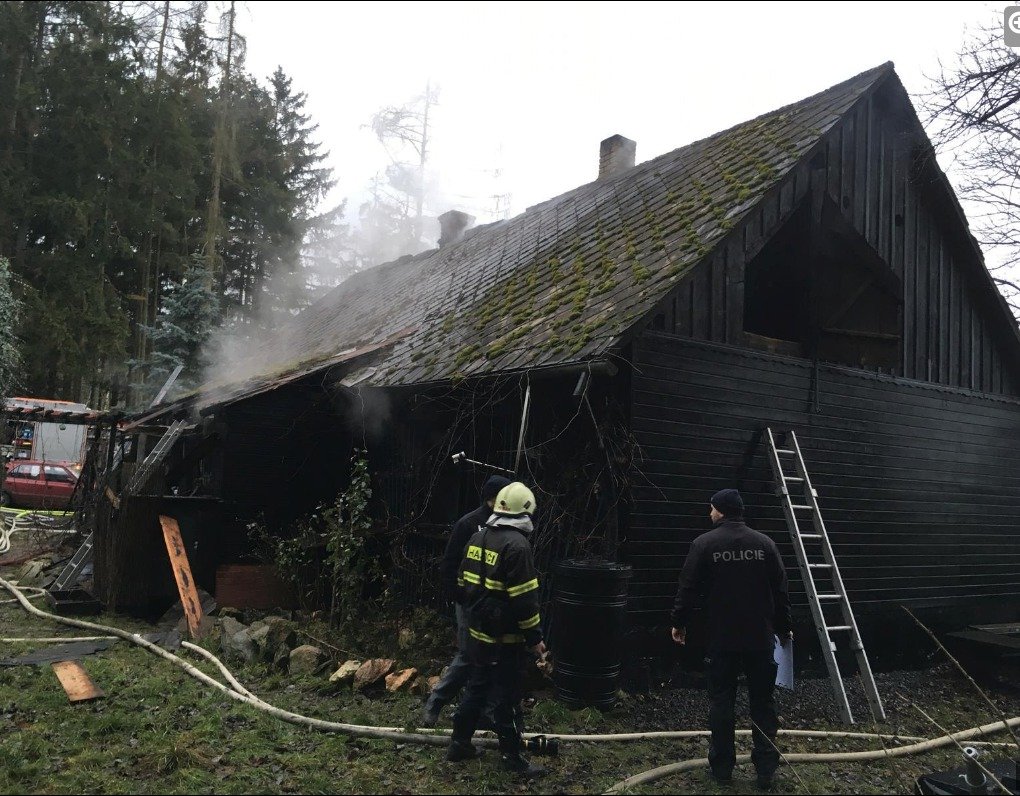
456;576;464;586
466;545;482;561
518;613;541;630
469;629;525;645
461;571;481;585
484;578;506;592
507;578;539;597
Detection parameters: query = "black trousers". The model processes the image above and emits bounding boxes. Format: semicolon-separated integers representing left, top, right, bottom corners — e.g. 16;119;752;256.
706;649;780;778
452;645;525;753
425;605;471;712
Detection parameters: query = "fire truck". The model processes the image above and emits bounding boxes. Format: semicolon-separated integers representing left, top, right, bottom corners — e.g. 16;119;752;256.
1;397;90;464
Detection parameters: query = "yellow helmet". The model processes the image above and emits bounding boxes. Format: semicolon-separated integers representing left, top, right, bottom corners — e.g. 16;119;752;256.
493;482;537;517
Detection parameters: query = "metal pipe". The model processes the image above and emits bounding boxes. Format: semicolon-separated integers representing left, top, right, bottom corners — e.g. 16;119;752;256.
450;452;515;476
514;381;531;473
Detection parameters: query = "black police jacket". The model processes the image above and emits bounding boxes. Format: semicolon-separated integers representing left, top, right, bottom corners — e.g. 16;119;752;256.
671;519;792;652
456;520;543;660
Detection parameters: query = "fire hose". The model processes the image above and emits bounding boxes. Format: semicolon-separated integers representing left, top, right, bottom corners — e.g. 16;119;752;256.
1;507;76;557
2;575;1018;791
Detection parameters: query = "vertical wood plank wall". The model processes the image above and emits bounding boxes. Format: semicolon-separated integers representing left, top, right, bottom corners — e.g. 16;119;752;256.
657;83;1020;397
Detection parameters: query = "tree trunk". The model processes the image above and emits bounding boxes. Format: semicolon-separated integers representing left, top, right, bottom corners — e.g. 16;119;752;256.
413;81;431;245
153;0;170;86
3;48;24;167
2;2;48;259
204;0;235;288
136;0;172;371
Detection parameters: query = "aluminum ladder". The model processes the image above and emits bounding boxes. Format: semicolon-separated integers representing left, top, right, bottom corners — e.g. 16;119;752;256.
123;420;187;496
51;421;186;592
50;531;95;592
764;428;885;724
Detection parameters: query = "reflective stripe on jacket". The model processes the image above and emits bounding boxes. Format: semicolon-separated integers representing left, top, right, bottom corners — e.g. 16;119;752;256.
457;520;542;652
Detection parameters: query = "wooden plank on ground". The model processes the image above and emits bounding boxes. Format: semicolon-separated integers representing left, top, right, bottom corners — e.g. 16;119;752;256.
51;660;104;702
159;514;207;640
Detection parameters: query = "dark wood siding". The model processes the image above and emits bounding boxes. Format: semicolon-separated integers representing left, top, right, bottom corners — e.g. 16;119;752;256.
648;81;1020;397
217;383;352;530
626;333;1020;625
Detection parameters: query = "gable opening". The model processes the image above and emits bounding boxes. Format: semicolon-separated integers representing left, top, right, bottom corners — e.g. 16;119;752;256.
743;194;903;374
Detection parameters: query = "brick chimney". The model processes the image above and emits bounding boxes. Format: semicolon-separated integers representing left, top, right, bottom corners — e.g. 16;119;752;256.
598;134;636;180
438;210;475;248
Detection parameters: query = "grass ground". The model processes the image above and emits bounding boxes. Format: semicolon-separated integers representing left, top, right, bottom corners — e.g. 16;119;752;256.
1;586;1018;795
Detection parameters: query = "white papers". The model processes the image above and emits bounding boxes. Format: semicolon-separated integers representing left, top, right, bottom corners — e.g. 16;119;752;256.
774;636;794;690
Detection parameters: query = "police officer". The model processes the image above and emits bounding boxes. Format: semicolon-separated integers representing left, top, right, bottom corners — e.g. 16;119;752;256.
671;488;792;791
422;474;511;727
447;481;546;778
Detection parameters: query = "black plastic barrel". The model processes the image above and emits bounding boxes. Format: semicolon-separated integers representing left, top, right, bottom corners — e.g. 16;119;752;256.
551;559;632;710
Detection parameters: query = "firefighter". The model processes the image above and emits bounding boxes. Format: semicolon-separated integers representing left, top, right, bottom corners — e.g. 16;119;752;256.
447;481;547;778
422;474;511;727
671;488;792;791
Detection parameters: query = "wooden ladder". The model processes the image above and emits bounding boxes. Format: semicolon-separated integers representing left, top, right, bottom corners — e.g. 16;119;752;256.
764;428;885;724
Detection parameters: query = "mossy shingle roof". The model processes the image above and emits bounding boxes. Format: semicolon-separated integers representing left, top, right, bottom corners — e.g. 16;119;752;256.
243;63;896;392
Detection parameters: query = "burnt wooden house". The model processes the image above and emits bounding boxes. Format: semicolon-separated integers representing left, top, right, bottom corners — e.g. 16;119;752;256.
113;63;1020;639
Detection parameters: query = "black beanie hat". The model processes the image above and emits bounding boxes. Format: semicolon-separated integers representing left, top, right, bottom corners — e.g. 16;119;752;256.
711;488;744;518
482;475;513;502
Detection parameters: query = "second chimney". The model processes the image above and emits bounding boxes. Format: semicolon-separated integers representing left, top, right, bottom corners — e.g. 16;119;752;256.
598;134;636;180
438;210;475;248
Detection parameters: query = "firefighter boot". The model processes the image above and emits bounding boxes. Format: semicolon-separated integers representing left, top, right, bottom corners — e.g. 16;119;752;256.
500;752;546;778
499;735;545;778
446;740;478;762
448;715;479;763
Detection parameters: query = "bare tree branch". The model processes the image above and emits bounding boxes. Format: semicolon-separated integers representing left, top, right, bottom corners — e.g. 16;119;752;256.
921;22;1020;319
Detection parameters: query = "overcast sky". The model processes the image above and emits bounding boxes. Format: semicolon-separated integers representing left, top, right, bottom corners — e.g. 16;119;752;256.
243;1;1003;235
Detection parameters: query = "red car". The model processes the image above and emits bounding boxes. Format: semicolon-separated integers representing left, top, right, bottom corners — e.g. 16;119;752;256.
1;460;79;509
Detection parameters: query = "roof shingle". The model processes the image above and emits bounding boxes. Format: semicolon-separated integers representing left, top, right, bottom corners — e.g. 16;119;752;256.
220;63;896;394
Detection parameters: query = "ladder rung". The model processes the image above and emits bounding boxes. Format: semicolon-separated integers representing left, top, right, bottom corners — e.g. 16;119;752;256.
765;428;884;724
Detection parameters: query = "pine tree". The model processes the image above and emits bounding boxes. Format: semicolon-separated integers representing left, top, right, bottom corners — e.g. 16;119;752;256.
259;68;335;322
142;256;220;403
301;202;359;300
204;0;241;285
217;67;334;332
0;257;22;401
0;0;338;403
5;2;138;403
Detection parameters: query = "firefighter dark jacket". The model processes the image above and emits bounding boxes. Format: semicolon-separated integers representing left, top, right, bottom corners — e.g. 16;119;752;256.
456;519;543;659
440;504;492;601
671;518;792;652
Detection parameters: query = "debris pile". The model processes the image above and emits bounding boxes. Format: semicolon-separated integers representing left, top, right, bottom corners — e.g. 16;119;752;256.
207;614;435;694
